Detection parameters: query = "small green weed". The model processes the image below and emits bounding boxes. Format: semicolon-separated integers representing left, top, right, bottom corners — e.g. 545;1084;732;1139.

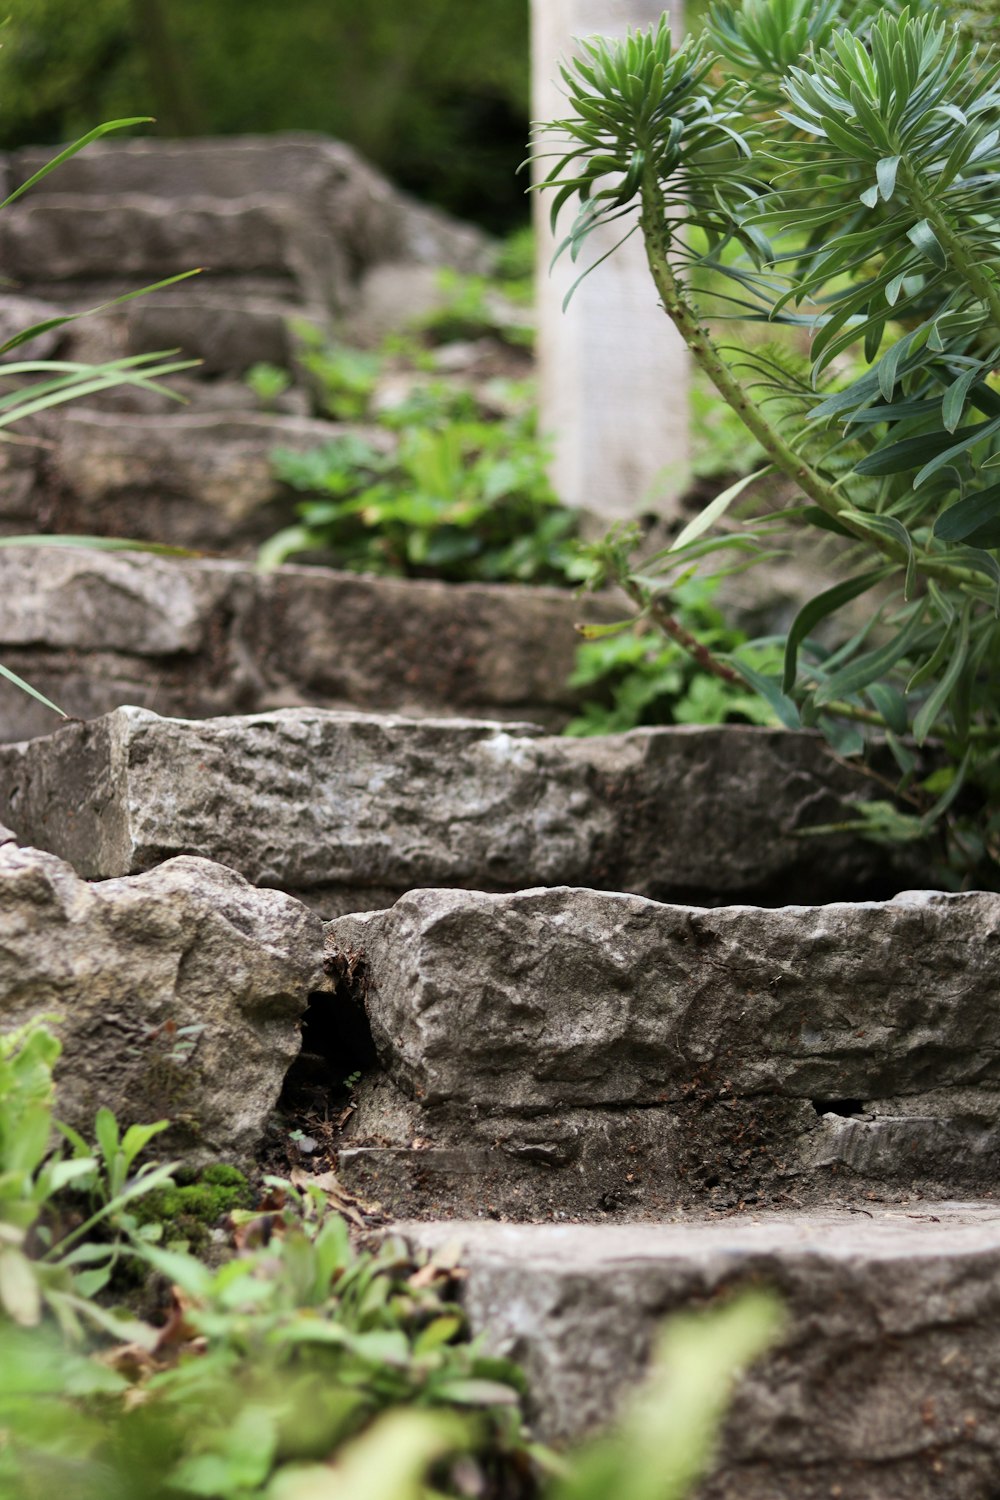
264;414;583;585
293;326;383;420
566;579;781;736
245;362;292;409
0;1019;176;1336
415;267;534;347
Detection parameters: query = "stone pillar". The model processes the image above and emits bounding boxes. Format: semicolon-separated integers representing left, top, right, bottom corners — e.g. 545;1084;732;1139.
531;0;689;522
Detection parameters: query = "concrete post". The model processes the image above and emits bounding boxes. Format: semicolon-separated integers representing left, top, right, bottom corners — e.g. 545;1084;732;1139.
530;0;689;523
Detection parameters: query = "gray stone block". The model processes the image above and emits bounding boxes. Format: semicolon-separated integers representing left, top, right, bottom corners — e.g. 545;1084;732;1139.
404;1210;1000;1498
19;409;385;551
0;549;615;742
0;708;906;910
334;886;1000;1112
327;886;1000;1212
3;135;489;309
0;844;326;1161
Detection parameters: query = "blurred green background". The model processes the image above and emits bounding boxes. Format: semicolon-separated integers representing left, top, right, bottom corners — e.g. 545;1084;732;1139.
0;0;532;232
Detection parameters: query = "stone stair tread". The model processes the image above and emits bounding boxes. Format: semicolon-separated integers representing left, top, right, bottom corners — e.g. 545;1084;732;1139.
1;409;389;552
326;885;1000;1215
0;548;604;742
400;1207;1000;1497
0;706;909;912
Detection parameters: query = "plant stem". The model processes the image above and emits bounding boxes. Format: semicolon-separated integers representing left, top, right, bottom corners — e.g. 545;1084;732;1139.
622;577;746;686
637;174;983;595
903;169;1000;334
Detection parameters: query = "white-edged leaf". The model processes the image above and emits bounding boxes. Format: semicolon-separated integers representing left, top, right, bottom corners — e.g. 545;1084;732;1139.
670;468;768;552
907;219;947;270
876;155;900;199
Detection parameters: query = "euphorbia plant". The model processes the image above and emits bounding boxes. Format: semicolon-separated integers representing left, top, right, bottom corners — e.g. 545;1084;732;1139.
538;0;1000;883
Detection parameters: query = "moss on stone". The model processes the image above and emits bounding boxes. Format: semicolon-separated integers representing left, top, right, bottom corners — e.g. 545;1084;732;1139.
135;1162;253;1248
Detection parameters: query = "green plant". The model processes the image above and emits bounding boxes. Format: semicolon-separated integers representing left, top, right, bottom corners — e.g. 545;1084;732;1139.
538;1;1000;882
415;267;535;347
0;1019;176;1337
0;1025;783;1499
246;362;292;409
566;578;780;735
294;327;383;421
263;415;583;585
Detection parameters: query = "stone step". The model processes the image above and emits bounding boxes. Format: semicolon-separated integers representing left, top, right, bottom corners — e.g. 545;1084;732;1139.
1;409;386;552
403;1209;1000;1498
0;548;611;743
1;135;489;307
325;885;1000;1216
0;842;326;1163
0;707;911;913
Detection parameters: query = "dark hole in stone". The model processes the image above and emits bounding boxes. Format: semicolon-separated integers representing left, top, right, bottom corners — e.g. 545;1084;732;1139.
812;1099;865;1118
701;1174;720;1189
280;988;379;1116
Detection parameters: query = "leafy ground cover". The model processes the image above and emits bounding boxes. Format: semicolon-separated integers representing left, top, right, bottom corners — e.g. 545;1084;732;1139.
256;243;785;728
0;1018;781;1500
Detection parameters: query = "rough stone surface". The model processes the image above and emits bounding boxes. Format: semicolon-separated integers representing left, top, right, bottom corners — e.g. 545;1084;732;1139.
335;886;1000;1111
124;294;309;376
0;708;911;911
0;549;614;743
7;410;387;551
326;886;1000;1214
0;844;327;1160
404;1210;1000;1498
2;135;490;310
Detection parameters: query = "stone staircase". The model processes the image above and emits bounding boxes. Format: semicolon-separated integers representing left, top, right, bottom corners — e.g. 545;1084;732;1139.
1;700;996;1496
0;134;489;551
0;136;997;1500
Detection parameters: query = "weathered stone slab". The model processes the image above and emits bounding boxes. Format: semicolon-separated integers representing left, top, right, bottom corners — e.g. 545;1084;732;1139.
13;410;386;551
0;197;336;295
0;708;907;910
0;549;615;743
405;1209;1000;1498
326;886;1000;1214
334;886;1000;1112
0;844;326;1161
3;136;489;310
124;294;306;375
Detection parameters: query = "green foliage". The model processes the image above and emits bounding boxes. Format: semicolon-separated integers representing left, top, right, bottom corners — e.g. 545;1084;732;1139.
0;0;531;231
539;0;1000;881
492;225;536;286
566;579;780;735
131;1163;253;1250
245;363;292;410
0;1018;175;1338
690;370;767;480
414;268;535;346
293;330;384;422
0;1024;782;1499
263;414;583;586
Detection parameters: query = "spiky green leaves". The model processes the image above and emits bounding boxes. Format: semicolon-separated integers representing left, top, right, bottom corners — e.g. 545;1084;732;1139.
536;20;753;266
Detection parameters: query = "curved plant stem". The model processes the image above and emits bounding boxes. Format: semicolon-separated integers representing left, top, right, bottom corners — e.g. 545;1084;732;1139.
637;174;982;595
621;577;746;686
903;167;1000;333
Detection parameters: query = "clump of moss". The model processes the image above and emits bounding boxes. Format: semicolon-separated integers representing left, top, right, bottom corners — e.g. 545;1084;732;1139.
134;1162;253;1249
